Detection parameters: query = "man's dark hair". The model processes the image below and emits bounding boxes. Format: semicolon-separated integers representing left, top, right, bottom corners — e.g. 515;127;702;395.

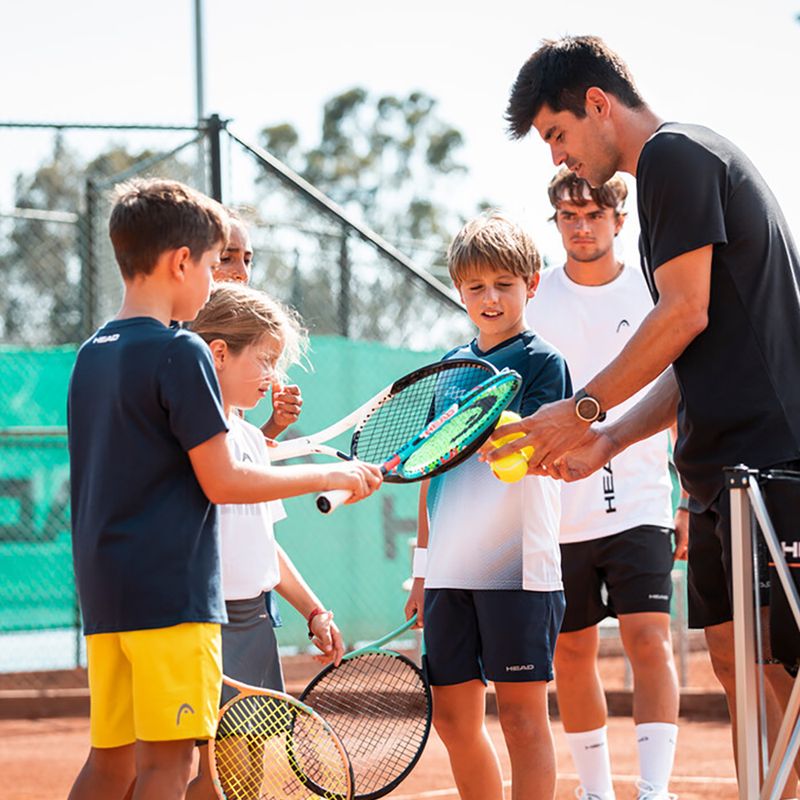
506;36;645;139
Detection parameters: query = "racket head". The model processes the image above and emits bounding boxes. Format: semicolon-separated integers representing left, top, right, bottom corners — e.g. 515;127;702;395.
299;652;432;800
209;681;354;800
350;358;497;480
395;367;521;480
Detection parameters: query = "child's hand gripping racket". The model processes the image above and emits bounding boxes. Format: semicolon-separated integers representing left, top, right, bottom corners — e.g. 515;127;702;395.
270;359;522;514
299;615;430;800
210;676;354;800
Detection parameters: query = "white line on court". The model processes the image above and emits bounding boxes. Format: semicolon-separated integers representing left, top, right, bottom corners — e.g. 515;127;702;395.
390;772;738;799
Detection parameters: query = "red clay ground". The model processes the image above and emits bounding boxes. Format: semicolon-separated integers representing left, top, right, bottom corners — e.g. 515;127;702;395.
0;646;744;799
0;715;738;799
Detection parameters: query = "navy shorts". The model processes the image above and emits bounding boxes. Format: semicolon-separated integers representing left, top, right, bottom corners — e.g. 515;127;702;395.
423;588;565;685
560;525;674;633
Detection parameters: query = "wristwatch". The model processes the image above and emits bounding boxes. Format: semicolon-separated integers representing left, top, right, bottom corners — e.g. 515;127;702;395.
574;389;606;423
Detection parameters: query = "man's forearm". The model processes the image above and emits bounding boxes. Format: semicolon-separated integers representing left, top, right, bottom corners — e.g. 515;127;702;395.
604;368;680;456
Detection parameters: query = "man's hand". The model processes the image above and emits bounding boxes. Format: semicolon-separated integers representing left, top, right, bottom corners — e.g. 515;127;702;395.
545;427;617;482
673;508;689;561
482;397;590;471
263;383;303;439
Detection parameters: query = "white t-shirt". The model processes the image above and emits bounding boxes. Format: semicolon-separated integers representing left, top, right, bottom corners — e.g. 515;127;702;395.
218;414;287;600
424;333;568;592
526;264;674;544
426;456;563;591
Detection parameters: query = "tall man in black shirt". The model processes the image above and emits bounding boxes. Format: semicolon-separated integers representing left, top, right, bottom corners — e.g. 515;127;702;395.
496;35;800;797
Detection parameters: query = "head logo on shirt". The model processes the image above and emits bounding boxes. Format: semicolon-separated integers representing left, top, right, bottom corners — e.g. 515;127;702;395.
616;319;630;333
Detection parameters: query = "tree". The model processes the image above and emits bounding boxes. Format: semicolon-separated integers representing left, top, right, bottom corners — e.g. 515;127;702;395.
0;137;194;345
259;87;489;274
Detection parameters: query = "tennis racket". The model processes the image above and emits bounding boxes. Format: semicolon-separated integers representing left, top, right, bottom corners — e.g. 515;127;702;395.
270;359;521;514
299;615;431;800
210;676;354;800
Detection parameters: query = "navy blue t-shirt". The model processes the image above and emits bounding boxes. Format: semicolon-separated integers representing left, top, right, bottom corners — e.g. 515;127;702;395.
68;317;229;635
440;330;572;417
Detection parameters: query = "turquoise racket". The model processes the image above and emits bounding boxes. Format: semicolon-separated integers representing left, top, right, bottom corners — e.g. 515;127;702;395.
313;365;522;513
299;615;429;799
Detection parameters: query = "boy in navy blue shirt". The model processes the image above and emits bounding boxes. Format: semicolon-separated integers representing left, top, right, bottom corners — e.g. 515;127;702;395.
67;179;381;800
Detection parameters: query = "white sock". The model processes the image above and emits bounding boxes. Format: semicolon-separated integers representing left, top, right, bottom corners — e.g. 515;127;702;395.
636;722;678;791
565;726;615;798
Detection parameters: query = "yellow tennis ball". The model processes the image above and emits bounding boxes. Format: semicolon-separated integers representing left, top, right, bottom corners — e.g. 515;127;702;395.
491;452;530;482
489;411;534;483
491;411;534;460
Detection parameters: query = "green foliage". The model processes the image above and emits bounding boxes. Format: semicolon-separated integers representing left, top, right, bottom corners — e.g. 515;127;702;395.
0;137;194;345
258;87;488;275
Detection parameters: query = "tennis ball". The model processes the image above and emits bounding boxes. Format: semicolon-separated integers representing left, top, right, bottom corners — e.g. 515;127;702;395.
490;411;534;483
491;452;530;482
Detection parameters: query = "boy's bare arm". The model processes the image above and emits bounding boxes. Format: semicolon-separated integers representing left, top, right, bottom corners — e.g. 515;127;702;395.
188;431;381;504
405;481;429;628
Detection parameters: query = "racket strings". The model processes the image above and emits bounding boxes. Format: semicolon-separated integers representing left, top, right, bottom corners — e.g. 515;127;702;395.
354;363;493;466
400;376;520;477
302;654;429;796
213;694;351;800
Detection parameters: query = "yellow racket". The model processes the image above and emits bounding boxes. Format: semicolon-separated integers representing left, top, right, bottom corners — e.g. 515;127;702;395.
209;676;354;800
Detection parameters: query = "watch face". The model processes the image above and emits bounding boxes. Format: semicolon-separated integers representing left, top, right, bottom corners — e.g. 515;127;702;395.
576;396;600;422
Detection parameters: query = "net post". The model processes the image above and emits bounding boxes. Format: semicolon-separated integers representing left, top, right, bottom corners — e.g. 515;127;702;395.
727;464;761;799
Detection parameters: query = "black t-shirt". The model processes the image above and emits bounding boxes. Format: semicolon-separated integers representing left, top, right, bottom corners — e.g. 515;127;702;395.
68;318;229;634
637;122;800;508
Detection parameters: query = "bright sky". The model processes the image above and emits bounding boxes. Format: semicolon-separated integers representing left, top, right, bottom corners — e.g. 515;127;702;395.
2;0;799;267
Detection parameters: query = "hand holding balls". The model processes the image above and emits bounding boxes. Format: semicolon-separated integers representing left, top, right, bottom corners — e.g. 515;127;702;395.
490;411;534;483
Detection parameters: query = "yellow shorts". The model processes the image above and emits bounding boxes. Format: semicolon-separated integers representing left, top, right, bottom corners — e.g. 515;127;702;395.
86;622;222;748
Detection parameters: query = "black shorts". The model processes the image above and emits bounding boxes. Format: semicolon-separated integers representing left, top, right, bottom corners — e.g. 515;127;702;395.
560;525;674;634
687;490;772;630
423;588;565;685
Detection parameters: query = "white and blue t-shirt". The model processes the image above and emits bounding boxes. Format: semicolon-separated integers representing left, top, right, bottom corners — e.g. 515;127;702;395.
425;331;571;592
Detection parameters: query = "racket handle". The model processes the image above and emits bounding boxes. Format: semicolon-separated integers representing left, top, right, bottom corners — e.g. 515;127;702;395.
316;488;353;514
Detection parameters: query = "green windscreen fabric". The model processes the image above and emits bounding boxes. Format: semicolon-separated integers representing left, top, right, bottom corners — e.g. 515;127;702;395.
0;338;440;647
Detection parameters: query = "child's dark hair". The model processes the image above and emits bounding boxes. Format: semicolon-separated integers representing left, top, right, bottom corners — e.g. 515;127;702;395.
506;36;645;140
109;178;229;279
547;168;628;220
448;212;541;285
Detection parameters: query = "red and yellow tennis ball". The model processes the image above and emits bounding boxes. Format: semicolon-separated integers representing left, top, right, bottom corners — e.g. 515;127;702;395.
490;411;534;483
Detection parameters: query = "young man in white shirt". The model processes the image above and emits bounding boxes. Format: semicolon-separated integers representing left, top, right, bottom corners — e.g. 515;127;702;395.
526;169;685;800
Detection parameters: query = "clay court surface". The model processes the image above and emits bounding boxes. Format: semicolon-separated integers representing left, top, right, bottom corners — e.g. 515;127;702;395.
0;715;738;799
0;646;745;799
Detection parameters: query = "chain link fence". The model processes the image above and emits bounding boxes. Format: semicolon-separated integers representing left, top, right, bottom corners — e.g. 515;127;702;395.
0;118;470;689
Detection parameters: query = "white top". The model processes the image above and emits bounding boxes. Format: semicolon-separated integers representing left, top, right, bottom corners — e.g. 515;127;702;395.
526;264;674;544
218;414;287;600
425;454;563;591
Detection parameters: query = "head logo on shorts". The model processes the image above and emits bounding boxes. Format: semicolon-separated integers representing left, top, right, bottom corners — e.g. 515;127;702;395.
176;703;195;726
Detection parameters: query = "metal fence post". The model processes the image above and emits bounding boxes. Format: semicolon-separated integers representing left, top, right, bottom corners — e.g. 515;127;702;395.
206;113;224;202
339;229;351;338
80;177;98;340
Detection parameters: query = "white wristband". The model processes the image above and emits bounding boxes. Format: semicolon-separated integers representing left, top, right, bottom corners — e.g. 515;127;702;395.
412;547;428;579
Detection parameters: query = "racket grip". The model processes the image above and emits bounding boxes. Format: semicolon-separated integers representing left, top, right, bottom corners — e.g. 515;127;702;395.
316;488;353;514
